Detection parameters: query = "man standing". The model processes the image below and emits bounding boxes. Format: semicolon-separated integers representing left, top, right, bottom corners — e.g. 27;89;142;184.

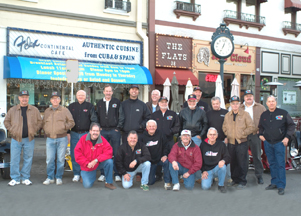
42;91;75;185
222;96;255;189
4;90;42;186
96;84;121;182
258;95;295;195
68;90;98;182
118;85;151;143
168;130;202;190
140;120;171;190
74;123;116;190
115;131;151;191
240;90;266;184
183;87;210;112
201;128;230;193
146;89;160;113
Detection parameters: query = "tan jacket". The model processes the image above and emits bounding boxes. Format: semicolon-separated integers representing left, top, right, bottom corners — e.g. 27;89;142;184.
43;105;75;139
222;109;255;144
4;104;42;142
240;102;266;134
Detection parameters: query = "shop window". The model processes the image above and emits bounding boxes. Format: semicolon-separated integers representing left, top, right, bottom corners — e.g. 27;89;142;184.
104;0;131;14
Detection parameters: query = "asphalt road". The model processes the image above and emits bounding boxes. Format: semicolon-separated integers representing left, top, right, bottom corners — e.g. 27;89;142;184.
0;139;300;216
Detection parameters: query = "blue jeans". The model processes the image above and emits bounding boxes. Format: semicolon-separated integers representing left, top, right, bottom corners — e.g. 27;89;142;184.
191;136;202;180
46;136;68;180
81;159;114;188
264;141;286;189
149;160;171;185
101;129;121;176
169;162;195;189
70;131;88;175
202;164;227;190
122;161;151;189
10;138;35;181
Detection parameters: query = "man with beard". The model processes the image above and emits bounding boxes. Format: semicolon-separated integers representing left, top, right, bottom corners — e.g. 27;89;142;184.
183;87;210;112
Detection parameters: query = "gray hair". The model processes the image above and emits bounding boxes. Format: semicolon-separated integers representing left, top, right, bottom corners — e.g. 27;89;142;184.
127;130;138;138
76;90;87;97
90;122;101;130
104;84;113;91
211;96;221;103
267;95;276;101
151;89;161;96
146;119;157;127
207;127;218;135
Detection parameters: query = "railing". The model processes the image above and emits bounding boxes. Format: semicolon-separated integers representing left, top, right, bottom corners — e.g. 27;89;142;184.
105;0;131;13
224;10;266;25
175;1;201;14
283;21;301;31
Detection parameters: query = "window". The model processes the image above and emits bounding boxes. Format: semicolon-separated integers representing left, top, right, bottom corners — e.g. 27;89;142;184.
104;0;131;13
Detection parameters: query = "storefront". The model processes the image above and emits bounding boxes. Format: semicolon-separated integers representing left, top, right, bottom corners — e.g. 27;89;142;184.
192;40;256;107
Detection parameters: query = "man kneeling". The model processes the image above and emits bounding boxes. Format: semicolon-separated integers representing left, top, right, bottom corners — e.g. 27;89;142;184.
115;131;151;191
74;123;116;189
200;127;230;193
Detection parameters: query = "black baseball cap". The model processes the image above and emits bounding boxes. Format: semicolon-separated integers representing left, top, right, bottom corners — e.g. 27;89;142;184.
188;94;197;101
230;95;240;102
244;89;253;96
130;84;139;89
159;96;169;102
193;87;202;92
51;91;61;98
19;90;29;96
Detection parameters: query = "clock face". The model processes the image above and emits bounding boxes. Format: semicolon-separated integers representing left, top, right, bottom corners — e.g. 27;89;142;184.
213;36;233;58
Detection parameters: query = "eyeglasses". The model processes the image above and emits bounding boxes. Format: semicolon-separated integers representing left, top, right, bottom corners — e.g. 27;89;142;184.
208;134;217;136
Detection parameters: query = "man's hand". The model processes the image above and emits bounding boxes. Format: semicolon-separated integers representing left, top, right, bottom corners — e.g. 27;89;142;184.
183;172;190;178
87;159;97;169
123;173;131;181
201;171;208;180
259;135;266;142
67;134;71;144
196;135;201;139
282;137;289;146
218;160;225;168
161;156;167;163
172;161;179;170
224;138;228;144
129;160;137;168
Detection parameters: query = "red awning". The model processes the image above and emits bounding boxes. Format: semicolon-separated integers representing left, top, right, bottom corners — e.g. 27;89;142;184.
155;69;199;86
285;0;301;12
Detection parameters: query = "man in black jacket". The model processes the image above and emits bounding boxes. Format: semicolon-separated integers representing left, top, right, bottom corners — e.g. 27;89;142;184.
68;90;98;182
146;89;160;113
118;85;151;143
183;87;210;112
141;120;171;190
258;95;295;195
115;131;151;191
96;84;121;182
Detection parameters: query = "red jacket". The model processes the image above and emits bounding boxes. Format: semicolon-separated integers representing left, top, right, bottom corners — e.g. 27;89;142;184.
74;133;113;171
168;141;202;175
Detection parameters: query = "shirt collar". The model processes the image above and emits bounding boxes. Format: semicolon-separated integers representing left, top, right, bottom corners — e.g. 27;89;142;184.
243;101;255;108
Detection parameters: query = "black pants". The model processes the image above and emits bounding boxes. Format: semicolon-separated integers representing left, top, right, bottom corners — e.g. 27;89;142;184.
248;134;264;178
228;141;249;185
156;139;176;178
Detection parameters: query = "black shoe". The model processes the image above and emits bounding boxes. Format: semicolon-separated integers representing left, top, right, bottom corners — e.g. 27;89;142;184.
278;188;285;195
218;186;227;193
257;177;264;184
155;175;162;182
237;184;246;190
265;184;277;190
229;181;238;187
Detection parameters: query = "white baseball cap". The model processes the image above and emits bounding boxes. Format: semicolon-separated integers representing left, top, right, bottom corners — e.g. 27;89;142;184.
181;129;191;136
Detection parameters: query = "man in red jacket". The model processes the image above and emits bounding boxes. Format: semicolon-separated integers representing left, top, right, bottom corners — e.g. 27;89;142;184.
74;123;116;190
168;129;203;191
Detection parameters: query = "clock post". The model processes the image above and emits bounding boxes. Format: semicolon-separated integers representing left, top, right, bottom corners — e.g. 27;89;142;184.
211;23;234;88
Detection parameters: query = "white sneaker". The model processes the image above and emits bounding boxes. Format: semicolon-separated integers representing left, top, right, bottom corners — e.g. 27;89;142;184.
22;179;32;186
98;175;105;182
8;179;20;186
164;183;172;190
43;178;55;185
115;176;121;182
72;175;80;182
56;178;63;185
173;183;180;191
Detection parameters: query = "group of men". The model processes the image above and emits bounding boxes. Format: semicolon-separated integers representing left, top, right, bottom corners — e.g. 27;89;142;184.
4;84;295;195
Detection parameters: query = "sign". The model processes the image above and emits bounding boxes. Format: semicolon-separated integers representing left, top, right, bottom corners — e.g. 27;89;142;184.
283;90;297;105
156;34;192;69
66;60;79;83
205;74;218;82
8;28;142;65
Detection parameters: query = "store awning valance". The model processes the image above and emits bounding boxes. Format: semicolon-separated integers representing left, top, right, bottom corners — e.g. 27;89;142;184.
285;0;301;13
155;68;199;86
4;56;153;85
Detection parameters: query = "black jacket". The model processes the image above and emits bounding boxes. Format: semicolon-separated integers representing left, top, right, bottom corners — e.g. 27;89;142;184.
146;101;160;113
151;109;180;141
183;100;211;112
68;101;98;133
258;108;295;144
200;139;230;172
118;98;151;133
179;107;208;137
141;130;168;164
206;109;228;141
96;97;120;130
115;141;151;175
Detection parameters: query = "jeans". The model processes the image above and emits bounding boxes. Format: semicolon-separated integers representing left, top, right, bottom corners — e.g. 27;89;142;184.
149;160;171;185
169;162;195;190
100;129;121;176
10;138;35;181
70;131;88;176
264;141;286;189
122;161;151;189
191;136;202;180
248;134;264;178
81;159;114;188
202;165;227;190
46;136;68;180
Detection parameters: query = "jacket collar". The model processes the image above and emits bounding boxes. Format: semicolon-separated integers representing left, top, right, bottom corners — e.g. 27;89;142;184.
177;139;196;148
85;133;103;144
229;109;243;116
16;104;31;110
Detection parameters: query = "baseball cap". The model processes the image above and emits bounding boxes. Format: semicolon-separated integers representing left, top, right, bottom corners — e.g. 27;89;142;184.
19;90;29;96
181;129;191;136
130;84;139;89
230;95;240;102
188;94;197;101
244;89;253;96
159;96;168;102
51;91;61;98
193;87;202;92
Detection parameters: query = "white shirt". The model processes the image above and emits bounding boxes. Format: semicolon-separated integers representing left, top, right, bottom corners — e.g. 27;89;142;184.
103;97;110;113
244;101;255;120
182;140;192;150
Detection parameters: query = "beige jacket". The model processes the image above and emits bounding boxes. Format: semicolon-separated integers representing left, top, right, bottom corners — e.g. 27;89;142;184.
222;109;255;144
4;104;42;142
240;102;266;134
43;105;75;139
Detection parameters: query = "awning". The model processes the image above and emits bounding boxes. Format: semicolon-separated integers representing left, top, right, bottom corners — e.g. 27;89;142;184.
285;0;301;13
155;68;199;86
4;56;153;85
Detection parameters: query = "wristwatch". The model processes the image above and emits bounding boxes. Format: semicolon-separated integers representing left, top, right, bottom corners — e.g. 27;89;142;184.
94;159;98;163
